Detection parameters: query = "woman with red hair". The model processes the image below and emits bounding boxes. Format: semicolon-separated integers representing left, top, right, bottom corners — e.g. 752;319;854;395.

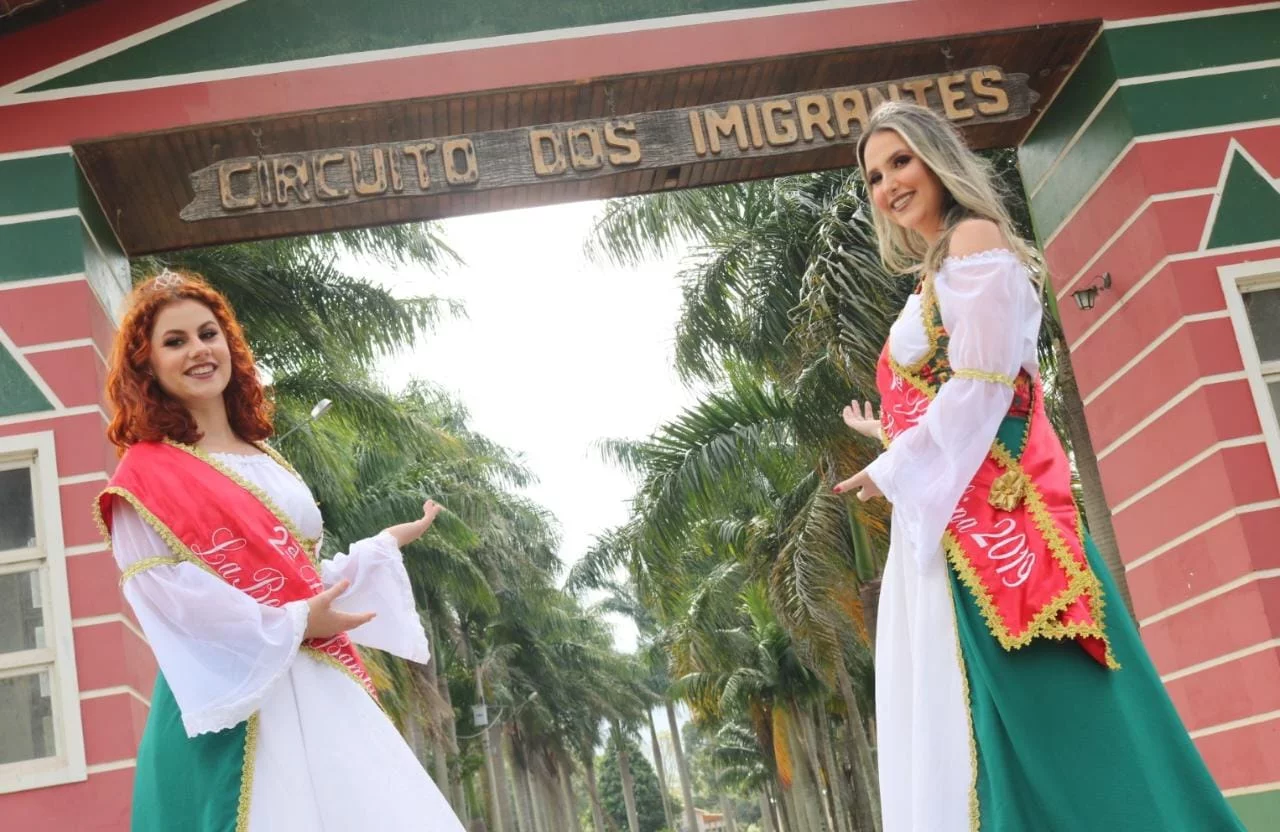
95;270;465;831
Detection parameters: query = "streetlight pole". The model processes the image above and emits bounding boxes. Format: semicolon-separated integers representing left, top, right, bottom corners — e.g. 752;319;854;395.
275;398;333;443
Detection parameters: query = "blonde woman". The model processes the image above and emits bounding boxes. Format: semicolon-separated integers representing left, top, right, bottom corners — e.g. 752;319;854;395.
834;101;1242;831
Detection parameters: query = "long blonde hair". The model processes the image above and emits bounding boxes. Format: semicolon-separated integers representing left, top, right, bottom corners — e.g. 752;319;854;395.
855;101;1038;280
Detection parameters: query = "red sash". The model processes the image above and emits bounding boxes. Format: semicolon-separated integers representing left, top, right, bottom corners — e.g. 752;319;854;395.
95;440;380;699
879;279;1117;668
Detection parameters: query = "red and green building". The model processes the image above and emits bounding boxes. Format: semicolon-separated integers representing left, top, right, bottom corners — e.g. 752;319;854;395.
0;1;1277;828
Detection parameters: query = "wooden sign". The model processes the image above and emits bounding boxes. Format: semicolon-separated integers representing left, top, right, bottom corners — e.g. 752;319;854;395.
181;67;1035;222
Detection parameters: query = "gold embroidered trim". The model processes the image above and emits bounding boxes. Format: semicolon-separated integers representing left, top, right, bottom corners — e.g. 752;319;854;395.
118;555;182;585
954;368;1017;388
255;440;302;481
953;439;1116;658
887;350;940;405
166;440;321;568
94;486;222;581
942;575;981;832
236;713;259;832
890;276;942;376
301;646;388;715
252;442;324;556
1076;513;1122;670
255;441;324;562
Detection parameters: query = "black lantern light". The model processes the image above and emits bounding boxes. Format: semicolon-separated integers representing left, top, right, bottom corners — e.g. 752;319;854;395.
1072;272;1113;311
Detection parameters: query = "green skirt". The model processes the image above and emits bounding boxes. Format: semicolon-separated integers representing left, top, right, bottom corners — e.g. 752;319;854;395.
132;673;254;832
950;419;1245;831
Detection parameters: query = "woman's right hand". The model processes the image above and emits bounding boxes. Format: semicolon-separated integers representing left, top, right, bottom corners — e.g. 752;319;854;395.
841;400;881;440
303;579;375;640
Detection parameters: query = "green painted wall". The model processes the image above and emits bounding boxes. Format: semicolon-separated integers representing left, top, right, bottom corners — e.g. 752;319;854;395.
27;0;824;92
0;154;79;216
0;216;84;282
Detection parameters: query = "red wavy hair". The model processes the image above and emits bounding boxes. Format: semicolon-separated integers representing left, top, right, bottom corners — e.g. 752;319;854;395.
105;269;274;454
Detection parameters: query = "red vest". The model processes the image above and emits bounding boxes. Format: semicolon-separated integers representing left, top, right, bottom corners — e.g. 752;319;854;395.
879;278;1117;668
96;440;380;699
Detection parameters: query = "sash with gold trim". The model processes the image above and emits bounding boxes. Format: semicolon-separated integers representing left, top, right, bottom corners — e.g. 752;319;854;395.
879;278;1117;669
94;440;380;699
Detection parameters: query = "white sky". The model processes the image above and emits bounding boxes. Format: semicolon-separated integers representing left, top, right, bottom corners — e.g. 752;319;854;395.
365;200;698;652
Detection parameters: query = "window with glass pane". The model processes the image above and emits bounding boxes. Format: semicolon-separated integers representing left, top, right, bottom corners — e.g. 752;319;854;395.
0;669;55;765
0;467;36;553
1244;287;1280;426
0;570;46;655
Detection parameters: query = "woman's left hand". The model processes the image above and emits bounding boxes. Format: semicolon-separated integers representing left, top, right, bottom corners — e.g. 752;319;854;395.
385;500;444;548
833;469;884;502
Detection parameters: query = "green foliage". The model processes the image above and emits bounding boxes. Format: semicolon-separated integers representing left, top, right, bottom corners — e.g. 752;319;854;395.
600;732;671;832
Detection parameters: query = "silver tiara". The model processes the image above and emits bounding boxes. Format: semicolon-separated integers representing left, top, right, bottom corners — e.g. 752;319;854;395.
152;269;184;291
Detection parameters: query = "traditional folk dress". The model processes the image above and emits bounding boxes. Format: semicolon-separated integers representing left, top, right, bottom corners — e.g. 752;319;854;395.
94;440;465;832
862;249;1244;831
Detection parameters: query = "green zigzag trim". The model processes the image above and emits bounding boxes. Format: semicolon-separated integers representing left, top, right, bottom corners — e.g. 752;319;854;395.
1206;147;1280;250
0;343;54;417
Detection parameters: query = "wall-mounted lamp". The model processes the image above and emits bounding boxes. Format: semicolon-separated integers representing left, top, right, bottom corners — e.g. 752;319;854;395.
1072;272;1112;311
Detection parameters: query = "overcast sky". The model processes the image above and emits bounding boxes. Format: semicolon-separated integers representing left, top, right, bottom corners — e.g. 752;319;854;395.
364;200;698;651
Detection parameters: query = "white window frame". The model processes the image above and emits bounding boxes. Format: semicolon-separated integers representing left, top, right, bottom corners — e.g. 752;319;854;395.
1220;259;1280;491
0;431;85;794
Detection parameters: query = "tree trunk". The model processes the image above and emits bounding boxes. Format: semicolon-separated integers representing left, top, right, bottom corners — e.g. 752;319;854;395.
612;721;641;832
422;618;455;800
1053;334;1135;615
536;766;559;832
815;705;851;832
759;790;777;832
795;703;835;832
559;754;584;832
487;721;516;832
583;753;610;832
647;711;676;832
508;730;539;832
666;700;699;832
833;659;880;831
477;742;496;832
459;624;511;832
783;705;824;832
706;731;738;832
767;780;788;832
774;775;799;832
718;791;739;832
437;663;468;822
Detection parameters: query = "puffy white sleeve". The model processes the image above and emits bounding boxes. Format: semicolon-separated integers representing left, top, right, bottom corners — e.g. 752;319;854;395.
110;500;310;737
863;251;1042;565
321;531;431;664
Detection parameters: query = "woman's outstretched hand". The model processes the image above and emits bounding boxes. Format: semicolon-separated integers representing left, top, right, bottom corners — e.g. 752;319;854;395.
304;579;375;640
835;401;885;501
833;469;884;502
385;500;444;548
842;400;881;440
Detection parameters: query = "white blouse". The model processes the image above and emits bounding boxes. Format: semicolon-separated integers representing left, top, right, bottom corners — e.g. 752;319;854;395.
864;249;1042;567
109;451;431;737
